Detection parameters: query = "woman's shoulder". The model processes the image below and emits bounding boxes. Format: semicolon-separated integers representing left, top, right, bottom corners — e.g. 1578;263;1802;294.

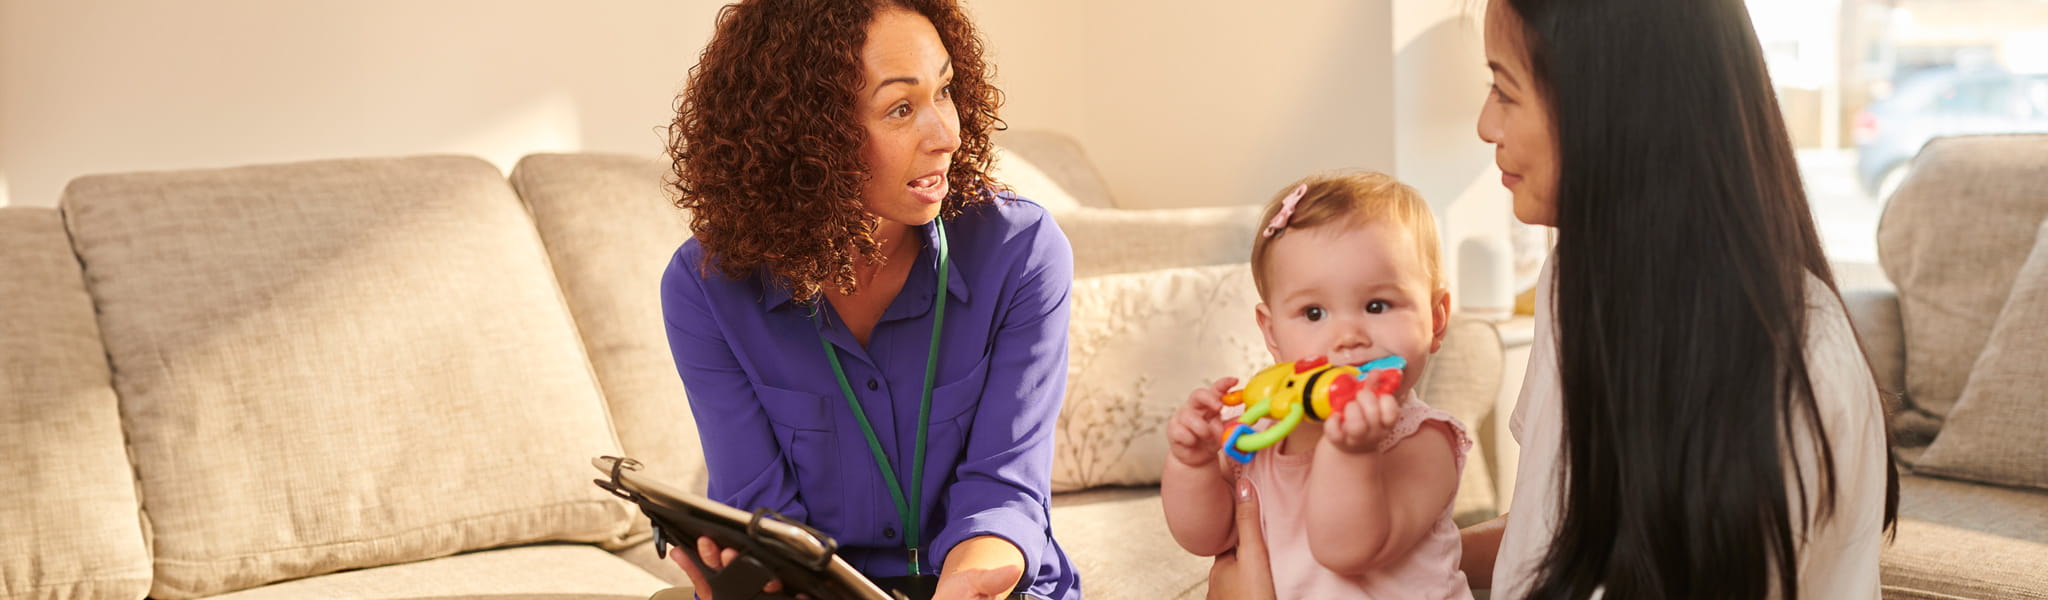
1798;274;1880;415
952;191;1063;241
662;238;768;308
948;191;1072;270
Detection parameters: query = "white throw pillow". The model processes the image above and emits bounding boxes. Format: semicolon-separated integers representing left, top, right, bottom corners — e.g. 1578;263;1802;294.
1056;264;1269;492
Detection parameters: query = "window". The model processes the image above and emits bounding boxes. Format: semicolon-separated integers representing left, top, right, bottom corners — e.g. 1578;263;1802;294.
1747;0;2048;265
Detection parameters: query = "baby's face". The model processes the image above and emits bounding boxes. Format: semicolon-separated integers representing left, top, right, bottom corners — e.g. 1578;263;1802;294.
1256;221;1446;394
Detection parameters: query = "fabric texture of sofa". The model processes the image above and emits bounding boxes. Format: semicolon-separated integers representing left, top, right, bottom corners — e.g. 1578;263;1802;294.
1844;134;2048;599
1;130;1509;600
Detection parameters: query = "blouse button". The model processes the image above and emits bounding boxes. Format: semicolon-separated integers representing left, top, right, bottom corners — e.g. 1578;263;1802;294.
883;526;897;539
866;378;879;391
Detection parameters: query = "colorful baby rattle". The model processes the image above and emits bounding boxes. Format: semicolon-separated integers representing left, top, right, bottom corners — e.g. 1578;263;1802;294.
1218;355;1407;463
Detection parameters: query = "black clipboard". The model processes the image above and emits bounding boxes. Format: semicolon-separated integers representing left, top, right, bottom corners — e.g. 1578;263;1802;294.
592;456;901;600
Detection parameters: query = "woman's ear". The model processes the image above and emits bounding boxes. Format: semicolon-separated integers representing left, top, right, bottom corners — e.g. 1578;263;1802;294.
1429;289;1452;354
1255;303;1281;360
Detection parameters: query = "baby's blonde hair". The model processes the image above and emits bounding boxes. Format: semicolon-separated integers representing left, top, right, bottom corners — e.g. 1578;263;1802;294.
1248;170;1443;300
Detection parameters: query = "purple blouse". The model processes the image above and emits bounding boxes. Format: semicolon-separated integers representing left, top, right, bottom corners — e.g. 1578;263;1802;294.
660;195;1079;599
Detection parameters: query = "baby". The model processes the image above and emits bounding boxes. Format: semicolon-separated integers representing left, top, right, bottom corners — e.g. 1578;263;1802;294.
1161;171;1474;599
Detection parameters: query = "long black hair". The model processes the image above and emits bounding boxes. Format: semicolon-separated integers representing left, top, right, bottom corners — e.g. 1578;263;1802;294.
1500;0;1900;597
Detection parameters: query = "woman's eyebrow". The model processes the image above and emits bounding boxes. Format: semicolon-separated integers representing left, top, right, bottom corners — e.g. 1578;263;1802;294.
872;63;953;98
1488;61;1520;88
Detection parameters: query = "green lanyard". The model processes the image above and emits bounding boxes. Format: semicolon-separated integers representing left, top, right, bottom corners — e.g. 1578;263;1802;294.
817;217;947;576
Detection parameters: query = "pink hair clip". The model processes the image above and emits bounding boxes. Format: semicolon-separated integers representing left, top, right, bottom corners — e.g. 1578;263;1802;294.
1262;184;1308;238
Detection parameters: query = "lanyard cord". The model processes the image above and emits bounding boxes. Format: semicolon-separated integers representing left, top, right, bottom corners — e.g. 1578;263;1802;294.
816;217;947;576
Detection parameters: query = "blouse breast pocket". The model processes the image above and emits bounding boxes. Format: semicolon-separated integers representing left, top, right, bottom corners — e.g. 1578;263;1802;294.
752;383;843;525
928;352;994;425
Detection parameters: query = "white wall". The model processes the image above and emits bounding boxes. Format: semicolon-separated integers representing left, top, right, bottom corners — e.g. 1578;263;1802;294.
0;0;722;207
1;1;1512;303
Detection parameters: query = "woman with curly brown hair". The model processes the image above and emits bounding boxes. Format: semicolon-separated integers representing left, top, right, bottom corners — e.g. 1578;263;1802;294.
658;1;1078;599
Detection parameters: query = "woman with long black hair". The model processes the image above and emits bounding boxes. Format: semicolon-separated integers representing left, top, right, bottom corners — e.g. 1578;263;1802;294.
1208;1;1902;595
1457;0;1902;597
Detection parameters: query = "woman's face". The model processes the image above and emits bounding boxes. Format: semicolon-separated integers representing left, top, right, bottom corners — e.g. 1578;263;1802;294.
856;8;962;228
1477;0;1560;227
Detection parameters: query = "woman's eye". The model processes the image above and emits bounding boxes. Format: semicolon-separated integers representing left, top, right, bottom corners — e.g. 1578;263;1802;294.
1366;300;1390;314
1304;306;1326;322
889;103;911;118
1489;83;1512;104
938;84;953;101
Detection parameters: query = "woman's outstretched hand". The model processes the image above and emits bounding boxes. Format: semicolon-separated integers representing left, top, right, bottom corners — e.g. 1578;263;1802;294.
932;564;1025;600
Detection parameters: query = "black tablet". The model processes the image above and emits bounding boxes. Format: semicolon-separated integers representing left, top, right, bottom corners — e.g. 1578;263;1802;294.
592;456;898;600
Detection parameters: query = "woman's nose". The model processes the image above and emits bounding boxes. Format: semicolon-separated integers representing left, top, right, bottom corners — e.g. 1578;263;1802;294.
924;110;960;155
1476;98;1503;144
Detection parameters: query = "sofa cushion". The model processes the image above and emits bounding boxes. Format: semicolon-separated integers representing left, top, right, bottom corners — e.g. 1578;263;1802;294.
1877;135;2048;421
1413;315;1503;526
510;154;709;536
1053;206;1263;279
991;130;1117;209
1881;475;2048;598
1914;219;2048;490
201;544;668;600
989;145;1084;212
1056;264;1270;493
1049;487;1212;600
0;207;152;600
60;156;633;599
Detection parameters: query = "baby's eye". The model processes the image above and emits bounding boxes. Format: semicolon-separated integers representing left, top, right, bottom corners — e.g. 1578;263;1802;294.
1304;306;1326;322
1366;300;1391;314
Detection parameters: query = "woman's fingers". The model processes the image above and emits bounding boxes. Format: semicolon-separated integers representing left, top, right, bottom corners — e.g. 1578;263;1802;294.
670;538;717;600
1231;478;1279;600
698;537;725;571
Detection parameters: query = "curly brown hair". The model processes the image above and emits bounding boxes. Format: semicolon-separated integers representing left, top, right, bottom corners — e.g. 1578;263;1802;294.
667;0;1005;302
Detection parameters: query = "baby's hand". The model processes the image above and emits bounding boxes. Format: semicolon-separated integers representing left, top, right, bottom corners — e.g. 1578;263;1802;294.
1323;390;1400;454
1167;377;1238;467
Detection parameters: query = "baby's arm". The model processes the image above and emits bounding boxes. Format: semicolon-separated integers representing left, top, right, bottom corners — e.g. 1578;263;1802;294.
1305;400;1461;575
1162;377;1241;556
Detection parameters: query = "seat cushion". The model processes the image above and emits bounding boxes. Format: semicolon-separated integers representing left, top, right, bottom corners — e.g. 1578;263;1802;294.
1881;475;2048;599
60;156;633;598
1877;134;2048;420
202;544;669;600
1915;219;2048;490
0;207;151;600
510;153;709;541
1049;487;1211;600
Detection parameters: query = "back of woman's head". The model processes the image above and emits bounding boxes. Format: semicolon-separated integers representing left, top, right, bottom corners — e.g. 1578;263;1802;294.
668;0;1002;301
1496;0;1897;596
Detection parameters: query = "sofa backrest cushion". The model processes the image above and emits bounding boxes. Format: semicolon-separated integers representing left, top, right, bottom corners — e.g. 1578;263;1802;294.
991;130;1117;209
59;156;632;599
0;207;153;600
1877;134;2048;420
509;153;708;526
1915;218;2048;490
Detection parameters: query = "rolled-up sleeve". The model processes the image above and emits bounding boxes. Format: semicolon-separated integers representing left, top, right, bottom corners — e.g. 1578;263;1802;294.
660;251;808;522
928;214;1072;585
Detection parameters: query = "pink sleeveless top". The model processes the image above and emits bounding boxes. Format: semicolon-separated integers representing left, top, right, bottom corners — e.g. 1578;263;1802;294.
1232;394;1475;599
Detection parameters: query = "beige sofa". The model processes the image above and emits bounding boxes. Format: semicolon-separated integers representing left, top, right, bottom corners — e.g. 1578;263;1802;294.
1843;134;2048;599
0;132;1508;600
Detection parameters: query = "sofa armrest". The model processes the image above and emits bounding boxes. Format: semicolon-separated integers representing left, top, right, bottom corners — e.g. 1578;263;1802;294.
1841;286;1906;410
1051;205;1263;279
